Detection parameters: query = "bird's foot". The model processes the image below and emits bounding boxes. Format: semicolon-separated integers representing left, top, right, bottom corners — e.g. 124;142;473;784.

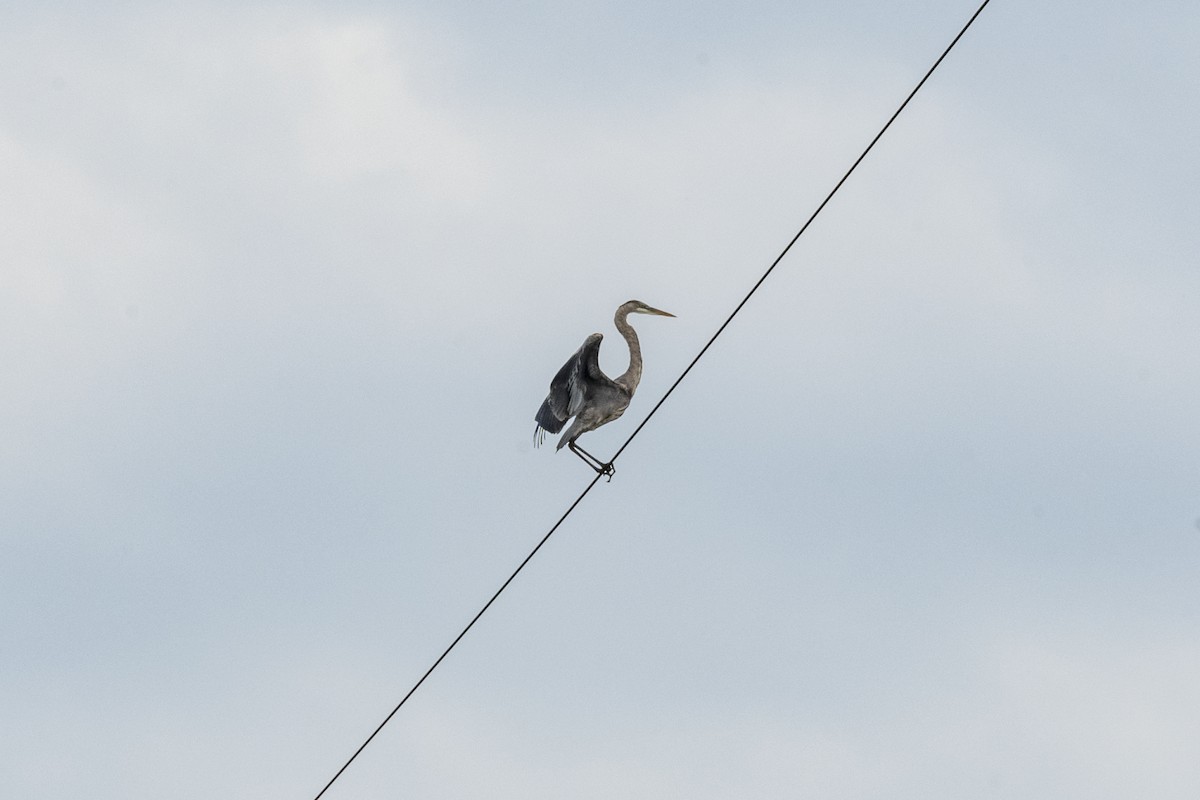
568;440;615;481
582;458;615;482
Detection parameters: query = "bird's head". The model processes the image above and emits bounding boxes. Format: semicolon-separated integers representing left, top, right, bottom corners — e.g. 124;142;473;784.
621;300;676;318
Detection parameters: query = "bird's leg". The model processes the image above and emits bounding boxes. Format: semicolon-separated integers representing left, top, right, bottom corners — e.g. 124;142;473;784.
568;441;610;474
568;440;616;481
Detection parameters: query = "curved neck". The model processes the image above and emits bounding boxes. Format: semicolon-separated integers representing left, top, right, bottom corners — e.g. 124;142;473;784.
614;309;642;394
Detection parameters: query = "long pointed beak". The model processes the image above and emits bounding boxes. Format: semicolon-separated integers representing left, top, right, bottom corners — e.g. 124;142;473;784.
643;306;676;318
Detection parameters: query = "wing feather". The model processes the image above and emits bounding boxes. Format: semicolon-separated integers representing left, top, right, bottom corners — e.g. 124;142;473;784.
534;333;604;445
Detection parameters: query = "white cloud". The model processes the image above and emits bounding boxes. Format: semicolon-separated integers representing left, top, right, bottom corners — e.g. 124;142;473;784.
970;633;1200;798
254;20;486;201
317;626;1200;799
0;133;166;320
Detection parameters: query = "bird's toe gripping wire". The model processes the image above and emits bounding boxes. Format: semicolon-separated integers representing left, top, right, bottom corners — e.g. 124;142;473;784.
568;440;616;482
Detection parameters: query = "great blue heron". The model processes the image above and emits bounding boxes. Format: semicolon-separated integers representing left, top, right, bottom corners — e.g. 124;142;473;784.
534;300;675;477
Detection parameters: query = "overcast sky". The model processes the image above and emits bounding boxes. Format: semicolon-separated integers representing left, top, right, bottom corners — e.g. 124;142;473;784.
3;1;1199;798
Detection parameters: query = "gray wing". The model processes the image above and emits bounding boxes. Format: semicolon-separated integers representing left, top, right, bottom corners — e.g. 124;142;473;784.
534;333;604;444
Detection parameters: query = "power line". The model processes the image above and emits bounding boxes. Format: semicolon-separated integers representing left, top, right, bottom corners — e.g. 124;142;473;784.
311;471;605;800
310;2;990;796
611;0;993;465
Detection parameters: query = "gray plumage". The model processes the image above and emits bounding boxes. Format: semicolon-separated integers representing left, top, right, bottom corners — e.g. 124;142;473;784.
534;300;674;474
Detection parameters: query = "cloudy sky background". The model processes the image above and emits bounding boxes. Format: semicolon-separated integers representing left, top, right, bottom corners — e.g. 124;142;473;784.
3;1;1198;797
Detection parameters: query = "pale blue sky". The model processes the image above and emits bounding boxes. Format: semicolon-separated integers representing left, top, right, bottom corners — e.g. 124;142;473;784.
3;2;1198;798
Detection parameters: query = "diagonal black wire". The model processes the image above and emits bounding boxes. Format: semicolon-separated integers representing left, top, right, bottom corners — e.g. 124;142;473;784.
312;472;605;800
311;1;989;797
610;0;992;466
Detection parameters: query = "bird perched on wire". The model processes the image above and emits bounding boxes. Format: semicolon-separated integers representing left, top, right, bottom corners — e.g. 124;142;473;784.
534;300;675;478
